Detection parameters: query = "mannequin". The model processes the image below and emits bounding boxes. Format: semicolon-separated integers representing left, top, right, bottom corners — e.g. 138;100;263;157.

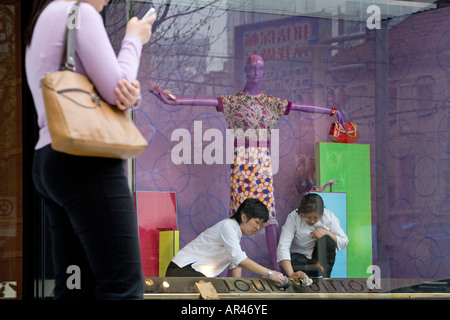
149;55;346;272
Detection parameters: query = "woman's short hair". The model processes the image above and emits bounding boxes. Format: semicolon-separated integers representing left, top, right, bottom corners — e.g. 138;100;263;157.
296;193;324;216
231;198;269;223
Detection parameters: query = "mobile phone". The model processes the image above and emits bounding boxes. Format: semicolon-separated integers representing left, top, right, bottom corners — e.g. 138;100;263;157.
142;8;156;19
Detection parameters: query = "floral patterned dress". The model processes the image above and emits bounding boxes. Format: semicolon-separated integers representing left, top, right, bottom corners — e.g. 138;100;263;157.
217;92;291;221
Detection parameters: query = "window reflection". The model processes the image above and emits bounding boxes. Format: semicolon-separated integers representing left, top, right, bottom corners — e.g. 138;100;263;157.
30;0;450;299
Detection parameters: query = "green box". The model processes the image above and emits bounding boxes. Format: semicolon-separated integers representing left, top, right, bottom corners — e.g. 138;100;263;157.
315;142;372;278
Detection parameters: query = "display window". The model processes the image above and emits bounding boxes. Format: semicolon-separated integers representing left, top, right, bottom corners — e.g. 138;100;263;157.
1;0;449;302
119;0;450;299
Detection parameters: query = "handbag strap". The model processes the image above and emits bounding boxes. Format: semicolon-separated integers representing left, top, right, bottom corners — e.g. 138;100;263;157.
59;1;81;71
336;122;358;136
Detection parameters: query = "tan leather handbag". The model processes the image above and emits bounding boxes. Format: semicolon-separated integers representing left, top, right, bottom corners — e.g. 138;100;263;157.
40;2;147;159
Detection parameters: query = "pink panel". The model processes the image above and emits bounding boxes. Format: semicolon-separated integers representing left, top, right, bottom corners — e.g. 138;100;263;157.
135;192;177;277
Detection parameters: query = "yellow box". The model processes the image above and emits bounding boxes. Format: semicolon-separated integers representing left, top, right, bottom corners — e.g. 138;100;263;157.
158;230;179;277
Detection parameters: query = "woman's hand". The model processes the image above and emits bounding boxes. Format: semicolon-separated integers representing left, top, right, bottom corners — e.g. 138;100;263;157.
148;81;177;105
268;270;285;284
309;228;330;239
114;79;141;110
126;14;156;45
310;228;338;244
290;270;308;280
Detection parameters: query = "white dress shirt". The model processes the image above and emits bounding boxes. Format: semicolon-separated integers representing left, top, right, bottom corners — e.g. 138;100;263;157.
171;218;248;277
277;209;349;261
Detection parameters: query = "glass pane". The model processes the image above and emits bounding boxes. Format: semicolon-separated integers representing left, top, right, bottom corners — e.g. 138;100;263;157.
120;0;449;297
34;0;449;300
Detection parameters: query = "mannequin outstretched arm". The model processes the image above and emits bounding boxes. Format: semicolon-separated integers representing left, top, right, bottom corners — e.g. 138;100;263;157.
148;82;218;107
149;82;346;127
290;102;346;128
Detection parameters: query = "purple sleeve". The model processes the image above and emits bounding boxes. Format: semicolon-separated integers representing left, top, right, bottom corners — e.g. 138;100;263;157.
216;97;224;112
75;3;143;105
284;101;292;115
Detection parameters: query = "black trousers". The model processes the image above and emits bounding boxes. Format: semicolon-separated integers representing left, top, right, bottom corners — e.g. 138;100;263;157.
33;145;144;299
165;261;206;277
291;235;337;278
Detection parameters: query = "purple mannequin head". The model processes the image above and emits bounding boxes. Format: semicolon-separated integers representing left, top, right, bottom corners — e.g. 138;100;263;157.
244;55;264;95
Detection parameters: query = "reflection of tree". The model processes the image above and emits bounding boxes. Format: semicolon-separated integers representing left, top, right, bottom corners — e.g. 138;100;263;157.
109;0;228;95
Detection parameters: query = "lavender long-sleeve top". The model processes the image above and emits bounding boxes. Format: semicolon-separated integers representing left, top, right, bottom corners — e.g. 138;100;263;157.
25;0;143;150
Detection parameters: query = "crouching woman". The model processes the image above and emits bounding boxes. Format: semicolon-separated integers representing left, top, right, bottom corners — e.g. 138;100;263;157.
166;198;285;284
277;193;349;278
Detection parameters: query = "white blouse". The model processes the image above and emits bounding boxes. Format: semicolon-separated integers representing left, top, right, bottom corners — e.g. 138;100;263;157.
276;209;349;261
171;218;248;277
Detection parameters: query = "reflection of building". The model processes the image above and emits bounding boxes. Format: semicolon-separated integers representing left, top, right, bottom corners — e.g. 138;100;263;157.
0;0;446;301
146;35;211;97
203;69;238;97
108;1;450;281
133;3;450;280
327;7;450;278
